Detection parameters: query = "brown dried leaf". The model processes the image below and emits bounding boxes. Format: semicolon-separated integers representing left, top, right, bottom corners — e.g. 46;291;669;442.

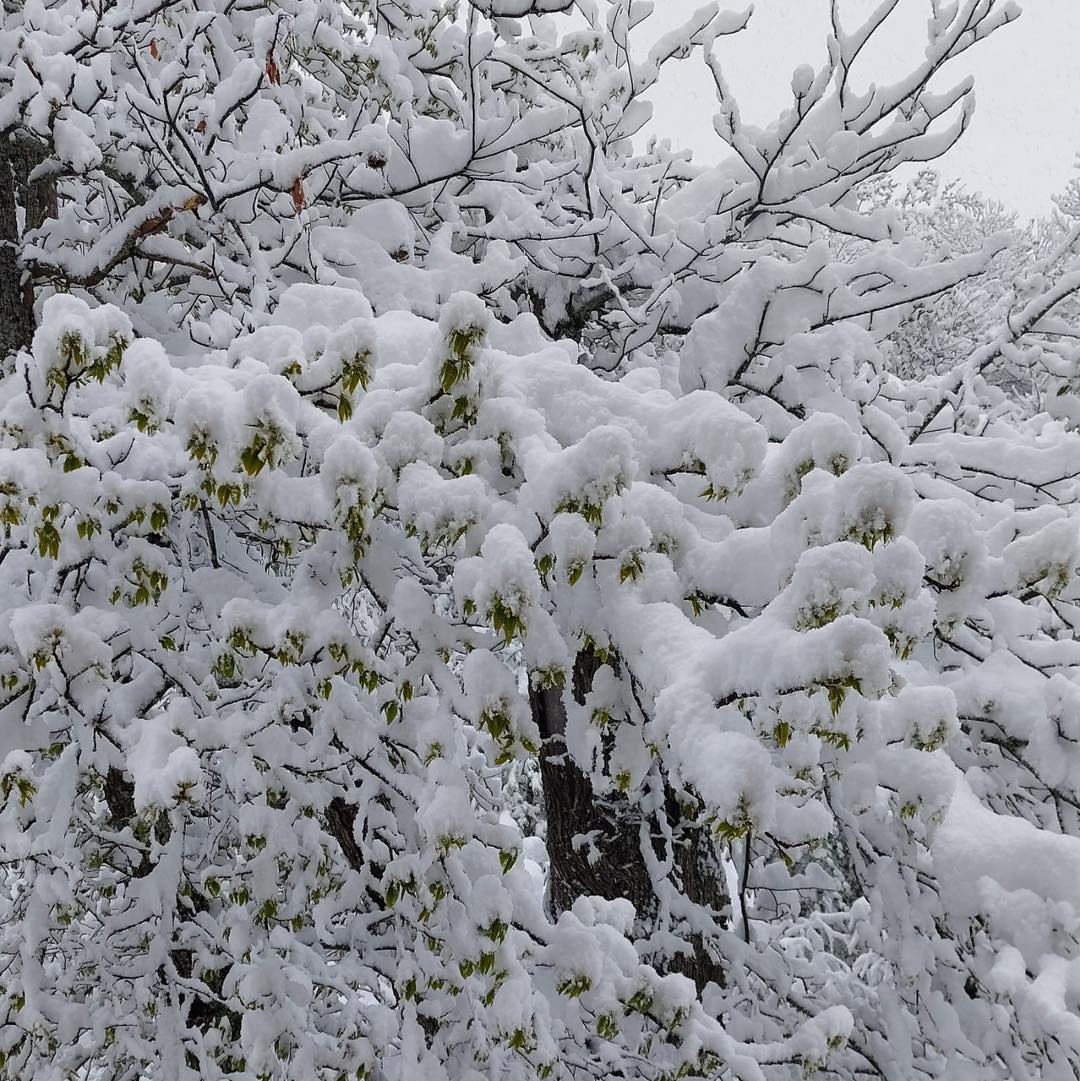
134;210;173;239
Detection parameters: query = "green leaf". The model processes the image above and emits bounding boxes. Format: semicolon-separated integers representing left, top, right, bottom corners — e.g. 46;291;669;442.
240;446;264;476
36;522;61;560
556;974;591;998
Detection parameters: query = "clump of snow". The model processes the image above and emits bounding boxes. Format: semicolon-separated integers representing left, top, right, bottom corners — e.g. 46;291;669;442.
126;702;206;811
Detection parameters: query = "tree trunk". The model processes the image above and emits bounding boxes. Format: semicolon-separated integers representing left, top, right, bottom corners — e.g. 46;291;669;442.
103;767;241;1045
530;649;726;992
15;137;58;233
0;135;35;357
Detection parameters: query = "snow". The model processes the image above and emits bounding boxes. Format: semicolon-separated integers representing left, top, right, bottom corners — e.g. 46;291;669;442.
125;704;206;812
6;3;1080;1080
935;775;1080;914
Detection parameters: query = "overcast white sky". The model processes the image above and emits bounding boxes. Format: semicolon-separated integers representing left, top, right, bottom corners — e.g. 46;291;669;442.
646;0;1080;218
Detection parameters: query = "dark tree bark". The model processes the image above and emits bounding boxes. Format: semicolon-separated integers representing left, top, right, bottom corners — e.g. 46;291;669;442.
530;648;726;992
0;135;35;357
103;766;240;1043
663;787;729;992
326;795;366;871
531;648;657;922
15;137;58;233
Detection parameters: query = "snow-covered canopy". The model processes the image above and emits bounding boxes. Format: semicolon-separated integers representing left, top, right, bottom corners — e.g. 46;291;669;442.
3;2;1080;1081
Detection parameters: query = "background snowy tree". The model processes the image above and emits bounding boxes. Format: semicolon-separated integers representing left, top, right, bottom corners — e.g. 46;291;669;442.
837;170;1034;382
4;2;1080;1081
840;166;1080;419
